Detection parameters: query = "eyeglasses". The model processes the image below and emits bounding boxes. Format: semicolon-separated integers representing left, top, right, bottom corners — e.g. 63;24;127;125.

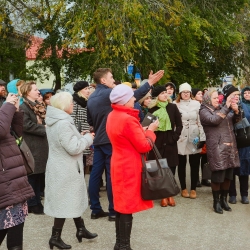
181;91;190;94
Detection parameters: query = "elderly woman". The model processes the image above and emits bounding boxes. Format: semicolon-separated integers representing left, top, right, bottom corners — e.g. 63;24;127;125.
106;84;158;250
71;81;92;173
0;94;34;250
229;86;250;204
199;86;240;214
44;92;97;249
174;83;206;199
20;82;48;215
148;85;182;207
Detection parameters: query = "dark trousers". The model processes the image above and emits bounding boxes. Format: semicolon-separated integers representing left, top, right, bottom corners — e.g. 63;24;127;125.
178;154;200;190
0;222;24;249
28;173;43;207
199;154;208;180
89;144;115;216
229;174;249;197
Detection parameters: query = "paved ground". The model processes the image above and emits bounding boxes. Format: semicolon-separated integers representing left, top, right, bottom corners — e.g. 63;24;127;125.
1;173;250;250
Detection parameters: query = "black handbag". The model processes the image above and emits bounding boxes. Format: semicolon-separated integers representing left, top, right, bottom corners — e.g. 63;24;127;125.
141;140;180;200
234;109;250;148
12;130;35;175
202;162;211;180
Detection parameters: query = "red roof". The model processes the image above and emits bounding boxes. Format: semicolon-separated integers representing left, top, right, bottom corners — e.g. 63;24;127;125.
26;36;94;60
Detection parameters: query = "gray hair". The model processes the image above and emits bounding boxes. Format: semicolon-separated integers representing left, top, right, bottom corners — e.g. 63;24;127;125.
50;92;73;111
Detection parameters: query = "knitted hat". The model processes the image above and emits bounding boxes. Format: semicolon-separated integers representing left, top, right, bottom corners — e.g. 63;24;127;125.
222;84;240;99
151;85;166;98
138;92;151;105
73;81;89;92
179;82;191;93
122;82;132;88
165;82;176;90
110;84;134;105
191;88;200;98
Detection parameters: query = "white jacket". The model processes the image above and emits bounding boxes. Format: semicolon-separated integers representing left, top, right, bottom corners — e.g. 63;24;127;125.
175;99;205;155
44;106;93;218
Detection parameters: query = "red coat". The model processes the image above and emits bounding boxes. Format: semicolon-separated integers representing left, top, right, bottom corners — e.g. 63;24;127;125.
106;104;156;214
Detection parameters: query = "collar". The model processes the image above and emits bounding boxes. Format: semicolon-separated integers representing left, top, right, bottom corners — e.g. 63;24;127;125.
111;104;140;120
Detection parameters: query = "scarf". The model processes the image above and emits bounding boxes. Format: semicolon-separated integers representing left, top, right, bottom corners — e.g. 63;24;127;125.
73;93;87;108
141;106;148;116
24;98;46;122
152;101;172;131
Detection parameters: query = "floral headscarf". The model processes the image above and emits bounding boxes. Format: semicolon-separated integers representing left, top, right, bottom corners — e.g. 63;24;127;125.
202;88;218;108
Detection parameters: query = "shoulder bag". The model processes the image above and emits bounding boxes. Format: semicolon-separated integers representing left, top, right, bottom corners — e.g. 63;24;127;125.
234;108;250;148
141;139;180;200
12;130;35;175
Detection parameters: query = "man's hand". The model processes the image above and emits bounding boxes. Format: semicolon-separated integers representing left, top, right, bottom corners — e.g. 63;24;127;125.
147;70;164;86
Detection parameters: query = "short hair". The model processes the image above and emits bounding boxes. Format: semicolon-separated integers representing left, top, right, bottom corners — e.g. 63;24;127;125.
93;68;112;84
20;81;36;97
50;92;72;111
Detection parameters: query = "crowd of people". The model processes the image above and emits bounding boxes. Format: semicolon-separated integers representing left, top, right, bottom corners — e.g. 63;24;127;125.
0;71;250;250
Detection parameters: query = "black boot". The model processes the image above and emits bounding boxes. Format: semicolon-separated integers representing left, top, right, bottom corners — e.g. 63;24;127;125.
114;214;120;250
119;218;133;250
212;190;223;214
76;218;98;242
8;246;22;250
220;190;232;211
49;227;71;249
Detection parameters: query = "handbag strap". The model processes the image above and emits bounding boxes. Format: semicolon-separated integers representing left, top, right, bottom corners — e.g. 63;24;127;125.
10;129;22;145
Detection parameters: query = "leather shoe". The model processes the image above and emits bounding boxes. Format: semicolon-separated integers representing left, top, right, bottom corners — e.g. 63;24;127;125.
201;179;211;187
108;215;116;221
196;180;202;188
91;210;109;219
167;197;176;206
190;190;197;199
228;196;237;204
181;189;189;198
160;198;168;207
241;196;249;204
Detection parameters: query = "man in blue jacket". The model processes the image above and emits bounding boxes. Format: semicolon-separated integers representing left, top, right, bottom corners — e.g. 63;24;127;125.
87;68;164;221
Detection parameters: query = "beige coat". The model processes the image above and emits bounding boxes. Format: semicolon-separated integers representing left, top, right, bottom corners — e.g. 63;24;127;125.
174;99;205;155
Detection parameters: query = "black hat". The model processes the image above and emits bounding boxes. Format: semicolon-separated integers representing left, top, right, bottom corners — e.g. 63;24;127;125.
151;85;166;98
0;79;6;86
222;84;240;99
73;81;89;92
191;88;200;98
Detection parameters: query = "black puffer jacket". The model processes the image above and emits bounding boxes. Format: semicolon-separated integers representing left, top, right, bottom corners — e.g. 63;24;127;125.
0;103;34;209
199;104;240;172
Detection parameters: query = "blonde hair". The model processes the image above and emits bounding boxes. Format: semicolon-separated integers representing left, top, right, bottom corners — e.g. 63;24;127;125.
50;92;73;111
77;91;88;100
20;81;36;97
16;80;25;87
148;95;172;108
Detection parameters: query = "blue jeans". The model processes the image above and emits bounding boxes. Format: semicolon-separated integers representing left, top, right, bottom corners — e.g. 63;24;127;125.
27;173;43;207
89;144;115;216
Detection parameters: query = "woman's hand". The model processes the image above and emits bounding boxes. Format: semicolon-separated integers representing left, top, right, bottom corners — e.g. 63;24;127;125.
6;93;18;105
226;95;232;108
148;119;159;132
231;103;239;114
86;132;95;140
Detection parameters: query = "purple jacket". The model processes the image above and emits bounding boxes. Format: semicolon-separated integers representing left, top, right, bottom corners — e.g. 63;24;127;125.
0;103;34;209
199;104;240;172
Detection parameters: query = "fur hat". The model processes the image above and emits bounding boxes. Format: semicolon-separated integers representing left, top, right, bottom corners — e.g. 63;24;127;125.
73;81;89;92
151;85;166;98
110;84;134;105
222;84;240;99
179;82;191;93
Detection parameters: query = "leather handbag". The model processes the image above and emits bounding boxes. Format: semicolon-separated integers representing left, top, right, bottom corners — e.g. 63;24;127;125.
141;140;180;200
12;131;35;175
234;109;250;148
202;162;211;180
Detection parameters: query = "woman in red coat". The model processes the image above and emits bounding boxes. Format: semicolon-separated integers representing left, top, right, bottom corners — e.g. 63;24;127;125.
106;84;159;250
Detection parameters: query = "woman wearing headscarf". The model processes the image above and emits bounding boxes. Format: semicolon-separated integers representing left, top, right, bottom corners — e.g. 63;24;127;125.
228;86;250;204
71;81;92;173
106;84;158;250
199;87;240;214
20;82;48;215
148;86;182;207
192;88;211;187
0;94;34;250
174;83;206;199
